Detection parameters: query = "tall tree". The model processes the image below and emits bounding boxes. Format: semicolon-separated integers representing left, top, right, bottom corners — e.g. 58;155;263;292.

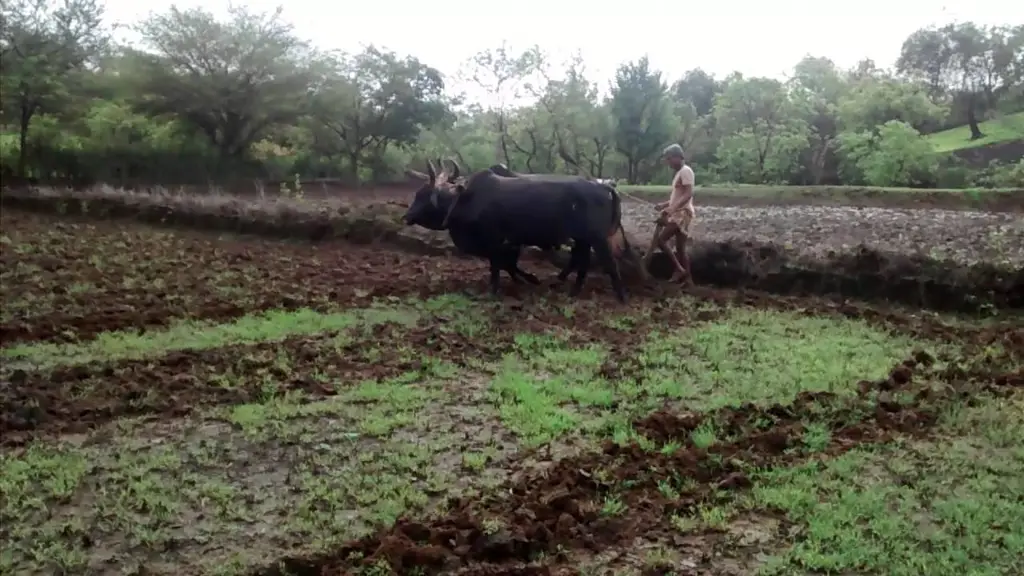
898;23;1020;139
461;42;544;169
0;0;108;176
789;56;847;184
669;69;722;165
713;74;809;183
609;56;673;183
309;46;447;183
537;54;614;177
132;5;319;161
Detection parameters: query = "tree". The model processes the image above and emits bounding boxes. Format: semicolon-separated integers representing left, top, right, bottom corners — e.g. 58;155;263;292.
609;57;674;183
898;23;1021;140
789;56;847;184
838;74;947;134
0;0;108;176
537;54;614;177
672;68;720;118
309;46;447;182
132;5;319;164
669;69;722;166
713;74;809;183
838;120;938;187
461;42;544;169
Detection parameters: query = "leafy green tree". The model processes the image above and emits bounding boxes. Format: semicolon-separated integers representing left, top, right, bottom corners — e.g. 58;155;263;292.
461;42;544;169
838;73;947;133
713;74;809;183
789;56;848;184
309;46;447;183
0;0;108;176
898;23;1022;139
838;120;938;187
669;69;721;166
537;55;614;176
132;5;319;163
609;56;674;183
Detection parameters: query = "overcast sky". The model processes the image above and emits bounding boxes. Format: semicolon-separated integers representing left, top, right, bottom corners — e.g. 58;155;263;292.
104;0;1022;105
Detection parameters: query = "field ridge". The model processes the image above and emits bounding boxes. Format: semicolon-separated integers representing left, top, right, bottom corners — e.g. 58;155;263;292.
3;190;1022;314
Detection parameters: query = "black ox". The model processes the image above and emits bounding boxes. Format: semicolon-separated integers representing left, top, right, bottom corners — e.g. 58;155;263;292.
403;159;628;303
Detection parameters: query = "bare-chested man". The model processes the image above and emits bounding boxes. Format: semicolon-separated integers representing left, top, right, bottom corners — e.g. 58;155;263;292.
654;144;695;284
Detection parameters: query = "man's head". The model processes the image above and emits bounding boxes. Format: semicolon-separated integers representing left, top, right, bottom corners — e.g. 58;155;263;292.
662;144;685;171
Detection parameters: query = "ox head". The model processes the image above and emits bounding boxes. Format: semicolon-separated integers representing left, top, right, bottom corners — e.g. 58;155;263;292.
403;158;462;230
441;159;481;228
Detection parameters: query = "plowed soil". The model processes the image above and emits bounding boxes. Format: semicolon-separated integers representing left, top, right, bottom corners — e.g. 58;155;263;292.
0;212;490;345
2;209;1022;576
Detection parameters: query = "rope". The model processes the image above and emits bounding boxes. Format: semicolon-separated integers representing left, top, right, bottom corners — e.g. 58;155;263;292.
615;188;657;207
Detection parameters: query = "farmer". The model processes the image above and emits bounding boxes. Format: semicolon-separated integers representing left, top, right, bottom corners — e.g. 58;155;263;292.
653;143;695;284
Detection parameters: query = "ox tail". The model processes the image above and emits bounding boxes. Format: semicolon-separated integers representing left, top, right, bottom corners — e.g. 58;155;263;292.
607;186;630;258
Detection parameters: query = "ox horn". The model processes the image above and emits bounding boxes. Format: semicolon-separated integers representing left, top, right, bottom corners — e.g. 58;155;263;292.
447;157;461;179
428;159;441;207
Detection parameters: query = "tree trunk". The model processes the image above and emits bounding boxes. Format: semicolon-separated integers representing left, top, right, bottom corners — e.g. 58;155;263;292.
18;105;31;178
348;150;361;186
966;95;985;140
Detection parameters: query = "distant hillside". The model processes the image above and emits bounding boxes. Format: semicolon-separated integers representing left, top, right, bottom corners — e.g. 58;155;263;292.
927;111;1024;153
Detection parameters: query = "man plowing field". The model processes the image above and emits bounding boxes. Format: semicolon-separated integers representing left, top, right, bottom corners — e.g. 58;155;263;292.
644;143;695;285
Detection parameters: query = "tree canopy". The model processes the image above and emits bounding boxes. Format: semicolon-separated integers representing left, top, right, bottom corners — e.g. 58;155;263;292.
1;3;1021;188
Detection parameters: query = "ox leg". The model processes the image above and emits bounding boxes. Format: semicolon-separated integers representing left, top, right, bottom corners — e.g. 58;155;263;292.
505;247;540;284
567;242;591;298
488;257;503;296
594;240;628;304
556;247;581;283
514;266;541;284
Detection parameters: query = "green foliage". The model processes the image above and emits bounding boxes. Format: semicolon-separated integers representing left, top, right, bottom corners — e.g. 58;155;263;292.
839;121;940;187
0;4;1020;188
973;159;1024;188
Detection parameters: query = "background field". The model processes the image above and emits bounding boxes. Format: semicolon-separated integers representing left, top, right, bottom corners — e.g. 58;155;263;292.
926;111;1024;152
617;183;1024;212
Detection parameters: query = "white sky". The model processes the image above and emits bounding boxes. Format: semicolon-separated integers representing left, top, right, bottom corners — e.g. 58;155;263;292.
103;0;1023;106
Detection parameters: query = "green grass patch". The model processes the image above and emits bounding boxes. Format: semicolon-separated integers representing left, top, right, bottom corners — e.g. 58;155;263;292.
0;370;513;575
486;306;919;446
0;294;486;369
927;111;1024;153
748;394;1024;575
634;307;918;410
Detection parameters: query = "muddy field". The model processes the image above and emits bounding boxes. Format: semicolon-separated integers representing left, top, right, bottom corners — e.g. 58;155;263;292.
4;186;1023;313
1;204;1023;576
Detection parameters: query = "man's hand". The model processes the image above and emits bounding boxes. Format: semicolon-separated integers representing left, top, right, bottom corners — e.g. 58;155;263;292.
655;201;668;210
